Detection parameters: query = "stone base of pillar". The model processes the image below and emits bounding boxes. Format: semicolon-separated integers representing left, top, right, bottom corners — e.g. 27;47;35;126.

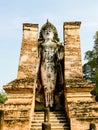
42;122;51;130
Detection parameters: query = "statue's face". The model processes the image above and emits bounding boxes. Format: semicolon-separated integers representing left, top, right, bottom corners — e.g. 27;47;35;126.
42;28;54;41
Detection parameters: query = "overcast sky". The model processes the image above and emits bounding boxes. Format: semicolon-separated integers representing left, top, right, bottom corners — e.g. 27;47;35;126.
0;0;98;89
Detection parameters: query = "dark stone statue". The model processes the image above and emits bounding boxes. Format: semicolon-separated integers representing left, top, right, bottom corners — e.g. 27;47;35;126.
36;20;64;109
42;106;51;130
44;107;50;122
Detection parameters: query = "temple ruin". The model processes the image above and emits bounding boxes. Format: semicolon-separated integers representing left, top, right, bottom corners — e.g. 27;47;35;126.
0;21;98;130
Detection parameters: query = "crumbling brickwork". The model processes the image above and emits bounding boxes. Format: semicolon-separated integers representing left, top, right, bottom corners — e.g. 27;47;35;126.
3;78;35;130
64;22;98;130
1;23;38;130
0;21;98;130
64;22;83;79
17;23;38;79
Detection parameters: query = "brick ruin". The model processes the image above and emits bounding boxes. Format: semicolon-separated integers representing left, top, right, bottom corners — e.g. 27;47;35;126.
0;21;98;130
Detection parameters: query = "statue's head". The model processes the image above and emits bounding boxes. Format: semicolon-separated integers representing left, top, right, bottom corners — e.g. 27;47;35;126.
42;27;54;42
39;20;59;44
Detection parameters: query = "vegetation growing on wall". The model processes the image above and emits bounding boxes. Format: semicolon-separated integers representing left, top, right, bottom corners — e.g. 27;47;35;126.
0;91;7;103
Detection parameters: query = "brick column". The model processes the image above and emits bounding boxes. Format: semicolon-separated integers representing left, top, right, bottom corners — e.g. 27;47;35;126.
17;23;38;79
63;22;97;130
2;23;39;130
64;22;83;79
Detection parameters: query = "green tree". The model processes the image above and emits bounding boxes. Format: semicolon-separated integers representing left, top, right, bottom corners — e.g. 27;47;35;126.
0;91;7;104
83;31;98;83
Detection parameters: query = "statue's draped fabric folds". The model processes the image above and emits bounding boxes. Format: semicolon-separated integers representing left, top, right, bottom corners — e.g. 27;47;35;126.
36;20;64;109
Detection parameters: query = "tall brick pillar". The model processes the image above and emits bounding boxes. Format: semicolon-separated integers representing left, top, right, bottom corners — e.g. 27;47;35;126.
64;22;95;130
3;23;39;130
17;23;38;79
64;22;83;79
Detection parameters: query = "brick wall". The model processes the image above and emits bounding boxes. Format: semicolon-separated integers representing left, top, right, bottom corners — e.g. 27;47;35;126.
17;23;38;79
64;22;83;79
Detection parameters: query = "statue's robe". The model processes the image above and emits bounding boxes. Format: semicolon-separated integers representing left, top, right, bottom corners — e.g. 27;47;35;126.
36;42;64;107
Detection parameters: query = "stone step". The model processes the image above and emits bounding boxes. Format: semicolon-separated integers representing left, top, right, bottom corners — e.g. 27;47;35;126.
34;114;67;117
30;111;70;130
30;127;69;130
32;120;67;123
32;121;68;125
34;111;66;114
30;126;69;130
31;122;68;127
31;124;68;127
34;112;67;117
30;128;69;130
33;117;67;120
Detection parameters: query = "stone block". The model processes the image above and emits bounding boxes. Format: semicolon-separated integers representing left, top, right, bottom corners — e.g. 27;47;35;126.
42;122;51;130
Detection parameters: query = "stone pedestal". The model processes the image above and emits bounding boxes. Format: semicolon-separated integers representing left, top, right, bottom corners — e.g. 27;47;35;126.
42;122;51;130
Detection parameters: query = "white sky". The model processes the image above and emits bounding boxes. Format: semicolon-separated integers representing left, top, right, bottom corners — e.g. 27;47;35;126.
0;0;98;89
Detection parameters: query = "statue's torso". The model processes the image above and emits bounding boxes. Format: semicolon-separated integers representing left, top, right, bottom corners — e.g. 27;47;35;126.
40;42;58;88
